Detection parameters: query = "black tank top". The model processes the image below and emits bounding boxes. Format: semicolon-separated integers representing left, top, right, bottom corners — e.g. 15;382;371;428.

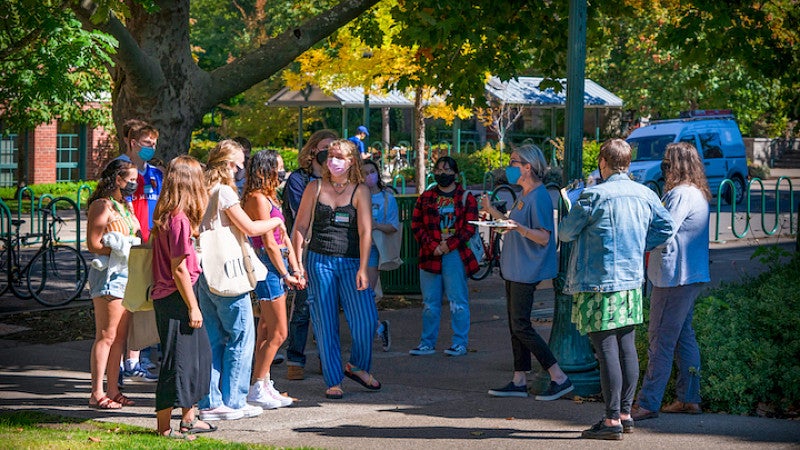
308;186;360;258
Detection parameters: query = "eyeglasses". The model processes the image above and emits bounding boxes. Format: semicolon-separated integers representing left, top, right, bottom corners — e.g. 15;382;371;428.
509;159;526;166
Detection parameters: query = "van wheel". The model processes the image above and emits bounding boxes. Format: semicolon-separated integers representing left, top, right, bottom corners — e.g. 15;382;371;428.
723;175;746;205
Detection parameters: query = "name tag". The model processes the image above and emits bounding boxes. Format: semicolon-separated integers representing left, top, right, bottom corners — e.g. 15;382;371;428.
334;211;351;224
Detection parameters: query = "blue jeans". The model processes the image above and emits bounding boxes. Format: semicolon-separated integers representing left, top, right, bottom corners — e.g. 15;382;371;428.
418;251;470;349
286;288;310;367
636;283;704;411
306;251;377;387
196;274;255;410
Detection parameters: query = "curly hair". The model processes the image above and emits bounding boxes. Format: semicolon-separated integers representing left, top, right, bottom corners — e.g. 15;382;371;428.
88;159;136;206
662;142;712;201
321;139;364;184
298;129;338;172
242;150;280;204
152;155;208;236
205;139;242;190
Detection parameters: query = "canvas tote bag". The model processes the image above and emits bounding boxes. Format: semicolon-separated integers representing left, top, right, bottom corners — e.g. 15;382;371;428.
199;187;268;297
122;243;154;312
373;190;403;271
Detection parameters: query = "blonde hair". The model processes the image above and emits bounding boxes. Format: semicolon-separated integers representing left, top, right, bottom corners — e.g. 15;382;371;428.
321;139;364;184
205;139;242;189
152;155;208;236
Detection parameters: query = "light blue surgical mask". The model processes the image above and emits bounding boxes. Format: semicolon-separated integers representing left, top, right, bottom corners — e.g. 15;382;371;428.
138;146;155;162
505;166;521;185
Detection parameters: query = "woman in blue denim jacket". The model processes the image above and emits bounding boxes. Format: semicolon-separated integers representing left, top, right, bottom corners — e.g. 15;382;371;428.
559;139;674;440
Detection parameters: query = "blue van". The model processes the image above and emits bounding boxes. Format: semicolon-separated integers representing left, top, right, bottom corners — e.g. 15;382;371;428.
621;110;748;204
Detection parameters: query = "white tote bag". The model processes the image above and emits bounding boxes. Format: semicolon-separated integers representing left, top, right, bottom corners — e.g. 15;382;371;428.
199;189;268;297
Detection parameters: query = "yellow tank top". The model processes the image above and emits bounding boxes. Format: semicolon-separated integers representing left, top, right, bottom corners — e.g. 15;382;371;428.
105;198;136;236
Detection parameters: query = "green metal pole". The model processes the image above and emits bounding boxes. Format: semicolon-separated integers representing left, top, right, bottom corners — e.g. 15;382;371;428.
363;93;370;129
535;0;600;398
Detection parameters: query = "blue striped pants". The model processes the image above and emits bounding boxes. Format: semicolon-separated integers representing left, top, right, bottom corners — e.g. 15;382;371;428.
306;251;378;387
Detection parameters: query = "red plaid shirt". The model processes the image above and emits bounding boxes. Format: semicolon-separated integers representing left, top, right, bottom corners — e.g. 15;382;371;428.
411;186;480;275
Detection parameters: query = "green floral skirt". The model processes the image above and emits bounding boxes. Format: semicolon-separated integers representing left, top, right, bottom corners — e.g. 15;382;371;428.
571;288;643;335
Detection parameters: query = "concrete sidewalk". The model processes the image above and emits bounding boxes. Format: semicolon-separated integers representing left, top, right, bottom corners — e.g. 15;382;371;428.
1;263;799;448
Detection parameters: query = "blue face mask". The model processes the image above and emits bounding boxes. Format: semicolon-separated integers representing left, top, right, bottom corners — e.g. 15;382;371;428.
138;146;155;162
505;166;521;185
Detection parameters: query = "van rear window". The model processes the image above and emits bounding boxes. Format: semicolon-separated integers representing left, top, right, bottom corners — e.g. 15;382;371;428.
628;135;676;161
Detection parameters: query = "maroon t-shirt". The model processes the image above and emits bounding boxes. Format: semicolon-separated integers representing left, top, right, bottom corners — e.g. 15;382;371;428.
151;211;201;300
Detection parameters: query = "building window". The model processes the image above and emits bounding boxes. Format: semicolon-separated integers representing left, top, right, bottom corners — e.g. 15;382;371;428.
57;121;84;182
0;134;19;188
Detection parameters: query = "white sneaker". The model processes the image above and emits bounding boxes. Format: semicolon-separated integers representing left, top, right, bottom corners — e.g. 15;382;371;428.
265;379;293;407
199;405;245;421
246;380;283;409
238;403;263;418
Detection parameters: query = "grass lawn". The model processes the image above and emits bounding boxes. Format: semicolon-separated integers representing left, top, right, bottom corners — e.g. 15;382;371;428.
0;410;307;449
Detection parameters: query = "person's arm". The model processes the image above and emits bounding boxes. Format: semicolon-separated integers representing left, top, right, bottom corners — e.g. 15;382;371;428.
645;194;676;251
515;196;551;246
285;172;307;214
281;226;305;289
86;200;112;255
292;180;319;268
354;184;372;290
172;255;202;329
373;191;399;233
411;193;438;253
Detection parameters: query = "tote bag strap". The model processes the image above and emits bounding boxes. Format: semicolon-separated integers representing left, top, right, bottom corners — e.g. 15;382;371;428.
304;179;322;246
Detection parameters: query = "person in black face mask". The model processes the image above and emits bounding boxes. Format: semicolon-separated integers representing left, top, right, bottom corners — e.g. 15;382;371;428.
232;136;253;197
409;156;480;357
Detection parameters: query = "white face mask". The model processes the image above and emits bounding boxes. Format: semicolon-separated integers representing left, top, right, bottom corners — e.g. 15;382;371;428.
327;157;351;177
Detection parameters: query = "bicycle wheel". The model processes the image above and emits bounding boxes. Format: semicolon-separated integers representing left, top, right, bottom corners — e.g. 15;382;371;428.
0;239;9;296
469;233;493;280
490;184;518;213
27;245;88;307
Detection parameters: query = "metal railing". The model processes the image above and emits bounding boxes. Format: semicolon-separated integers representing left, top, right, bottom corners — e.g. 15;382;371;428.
713;176;795;242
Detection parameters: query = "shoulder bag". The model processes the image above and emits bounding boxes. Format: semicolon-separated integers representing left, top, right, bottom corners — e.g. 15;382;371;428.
122;243;154;312
199;189;268;297
461;192;485;263
373;190;403;271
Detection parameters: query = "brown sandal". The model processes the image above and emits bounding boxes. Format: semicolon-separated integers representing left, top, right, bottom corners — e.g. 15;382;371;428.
325;386;343;399
111;393;135;407
88;396;122;410
344;363;381;390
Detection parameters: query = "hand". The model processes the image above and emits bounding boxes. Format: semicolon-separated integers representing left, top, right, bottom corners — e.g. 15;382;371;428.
433;240;448;256
356;268;369;291
188;308;203;329
480;193;492;211
285;274;300;288
497;219;519;235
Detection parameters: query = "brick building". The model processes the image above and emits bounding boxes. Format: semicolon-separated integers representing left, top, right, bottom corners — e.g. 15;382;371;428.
0;119;114;187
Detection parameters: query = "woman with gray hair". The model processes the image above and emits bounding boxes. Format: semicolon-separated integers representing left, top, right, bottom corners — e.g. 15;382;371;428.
481;144;573;401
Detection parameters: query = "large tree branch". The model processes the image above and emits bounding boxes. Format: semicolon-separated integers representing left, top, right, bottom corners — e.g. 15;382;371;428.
206;0;380;109
71;1;165;95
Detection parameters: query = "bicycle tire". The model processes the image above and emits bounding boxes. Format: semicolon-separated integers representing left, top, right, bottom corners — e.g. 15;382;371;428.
0;239;9;296
469;233;493;280
9;243;34;299
27;245;88;307
490;184;518;213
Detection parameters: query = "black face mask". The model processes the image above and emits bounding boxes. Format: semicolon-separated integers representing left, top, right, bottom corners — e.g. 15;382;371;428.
121;181;138;197
234;166;246;182
434;173;456;188
277;170;286;182
315;150;328;165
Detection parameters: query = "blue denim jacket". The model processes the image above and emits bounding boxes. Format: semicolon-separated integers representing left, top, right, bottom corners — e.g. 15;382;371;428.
558;173;675;294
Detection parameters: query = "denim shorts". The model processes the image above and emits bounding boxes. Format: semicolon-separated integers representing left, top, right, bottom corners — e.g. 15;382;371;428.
368;244;379;268
254;252;288;302
88;265;128;299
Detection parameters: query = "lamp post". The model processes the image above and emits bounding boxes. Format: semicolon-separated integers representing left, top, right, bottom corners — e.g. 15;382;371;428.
534;0;600;397
362;49;373;130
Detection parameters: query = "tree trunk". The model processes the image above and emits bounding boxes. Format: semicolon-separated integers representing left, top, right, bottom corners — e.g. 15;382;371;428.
414;86;426;194
71;0;380;160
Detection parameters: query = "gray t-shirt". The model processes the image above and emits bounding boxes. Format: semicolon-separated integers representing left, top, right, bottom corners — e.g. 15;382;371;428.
500;184;558;284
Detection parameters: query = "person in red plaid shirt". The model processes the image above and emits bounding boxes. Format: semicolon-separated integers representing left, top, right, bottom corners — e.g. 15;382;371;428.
409;156;480;357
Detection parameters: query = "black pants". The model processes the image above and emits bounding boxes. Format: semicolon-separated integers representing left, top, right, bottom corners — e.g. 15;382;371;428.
505;280;558;372
589;326;638;420
154;289;212;412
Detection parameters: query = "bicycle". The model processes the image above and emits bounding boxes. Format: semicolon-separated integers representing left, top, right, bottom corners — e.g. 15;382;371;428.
0;205;88;306
469;184;518;280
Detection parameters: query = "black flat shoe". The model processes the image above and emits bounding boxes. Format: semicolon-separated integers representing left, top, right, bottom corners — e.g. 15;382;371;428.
581;419;623;440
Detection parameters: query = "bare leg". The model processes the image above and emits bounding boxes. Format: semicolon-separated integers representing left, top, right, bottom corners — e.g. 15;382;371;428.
252;295;289;381
90;297;127;402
